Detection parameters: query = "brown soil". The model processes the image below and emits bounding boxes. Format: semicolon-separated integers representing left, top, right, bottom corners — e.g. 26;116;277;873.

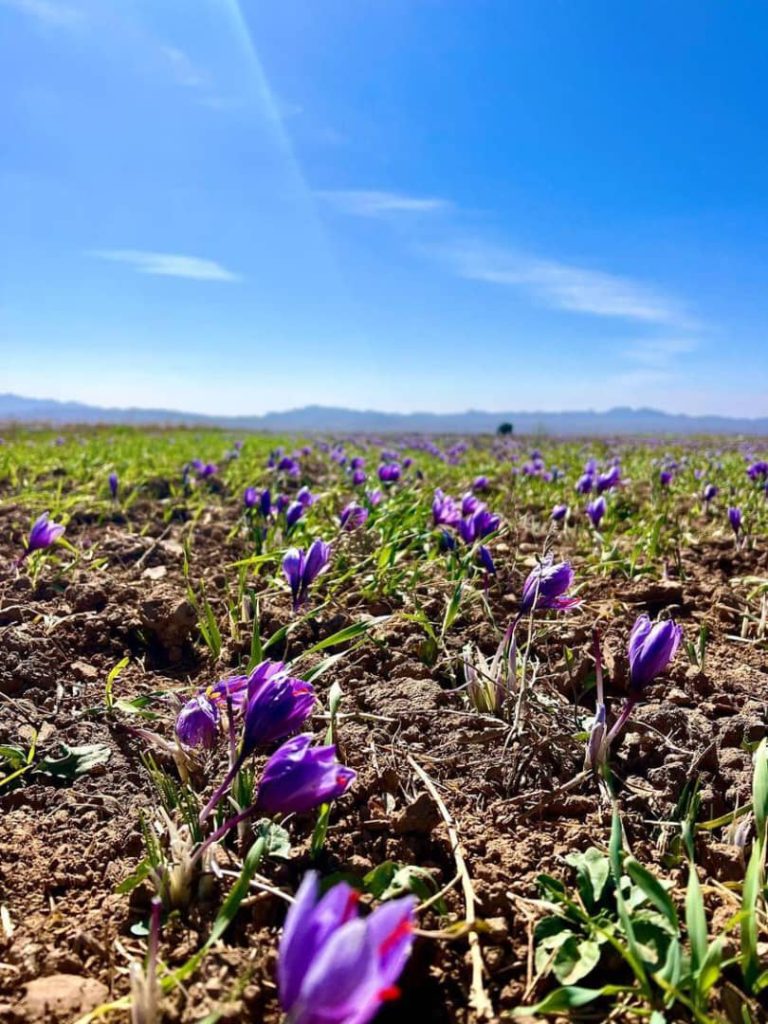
1;498;767;1023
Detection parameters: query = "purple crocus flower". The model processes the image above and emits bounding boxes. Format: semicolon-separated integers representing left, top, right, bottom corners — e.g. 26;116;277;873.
278;456;300;477
576;473;594;495
108;472;119;499
350;456;365;470
439;530;456;552
478;545;496;575
728;506;742;535
352;469;367;486
276;494;290;514
628;615;682;693
297;486;315;508
24;512;66;558
255;734;356;815
286;501;305;529
458;507;501;544
659;470;673;488
366;489;383;506
241;662;316;757
461;492;481;516
747;460;768;482
432;489;461;528
586;496;606;529
519;559;579;614
472;475;489;493
176;694;219;749
283;539;332;610
244;487;258;509
551;503;568;522
378;463;401;484
278;871;415;1024
596;466;620;493
703;483;718;503
340;502;369;531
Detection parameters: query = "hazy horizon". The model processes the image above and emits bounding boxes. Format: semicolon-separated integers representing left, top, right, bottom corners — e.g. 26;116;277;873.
2;1;768;418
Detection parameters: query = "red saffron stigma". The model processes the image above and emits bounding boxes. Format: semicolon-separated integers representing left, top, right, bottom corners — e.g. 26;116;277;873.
377;986;401;1002
379;919;413;957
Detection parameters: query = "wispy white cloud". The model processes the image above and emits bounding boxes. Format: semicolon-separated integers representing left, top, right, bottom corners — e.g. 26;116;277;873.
623;336;698;367
316;189;451;217
93;250;242;282
161;46;210;90
1;0;82;26
436;241;695;329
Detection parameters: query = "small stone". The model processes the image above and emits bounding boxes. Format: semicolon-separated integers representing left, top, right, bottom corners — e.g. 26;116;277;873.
19;974;109;1022
71;661;99;682
392;792;441;834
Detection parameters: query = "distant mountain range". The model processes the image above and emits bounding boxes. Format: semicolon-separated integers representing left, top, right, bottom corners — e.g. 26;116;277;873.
1;392;767;435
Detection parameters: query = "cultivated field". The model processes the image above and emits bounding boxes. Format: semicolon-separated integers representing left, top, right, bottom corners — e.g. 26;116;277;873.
1;427;767;1024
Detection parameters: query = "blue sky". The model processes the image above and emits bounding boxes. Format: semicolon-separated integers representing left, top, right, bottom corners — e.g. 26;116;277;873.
2;0;767;417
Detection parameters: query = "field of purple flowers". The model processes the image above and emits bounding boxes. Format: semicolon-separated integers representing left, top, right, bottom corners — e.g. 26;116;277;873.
1;427;767;1024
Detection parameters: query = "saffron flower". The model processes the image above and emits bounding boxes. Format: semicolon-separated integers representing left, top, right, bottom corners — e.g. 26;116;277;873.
243;487;258;509
472;475;489;492
551;503;568;522
586;496;606;529
703;483;718;503
278;872;415;1024
176;694;219;749
241;663;316;757
297;486;315;507
108;472;119;499
199;662;315;821
23;512;66;559
628;615;682;693
256;734;356;815
596;466;620;493
339;502;369;531
352;469;367;486
458;507;501;544
519;558;579;614
576;473;594;495
286;501;305;529
283;539;332;610
432;489;461;528
478;545;496;575
728;506;742;535
378;463;401;484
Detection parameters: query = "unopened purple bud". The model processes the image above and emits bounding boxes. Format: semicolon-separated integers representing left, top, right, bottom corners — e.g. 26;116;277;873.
366;489;383;506
297;486;314;508
728;506;742;534
176;694;219;749
628;615;682;693
551;503;568;522
659;470;673;487
256;734;356;815
108;472;119;499
478;545;496;574
586;496;606;529
378;463;401;484
472;475;489;493
703;484;718;503
352;469;367;486
286;501;305;529
576;473;594;495
244;487;258;509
